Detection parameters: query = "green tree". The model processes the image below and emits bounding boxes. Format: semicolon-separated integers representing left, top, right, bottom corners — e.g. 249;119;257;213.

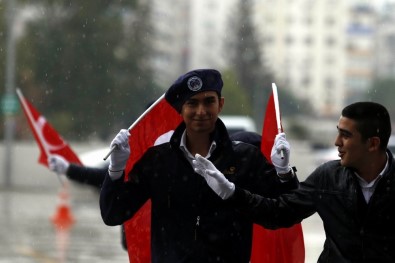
17;0;156;140
220;69;252;115
224;0;311;132
225;0;273;125
364;78;395;118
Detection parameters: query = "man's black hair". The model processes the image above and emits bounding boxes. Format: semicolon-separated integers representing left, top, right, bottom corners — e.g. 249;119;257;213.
342;102;391;150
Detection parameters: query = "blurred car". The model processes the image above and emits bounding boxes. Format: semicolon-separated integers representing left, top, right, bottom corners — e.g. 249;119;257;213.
79;148;111;169
314;134;395;165
79;115;257;169
219;115;257;135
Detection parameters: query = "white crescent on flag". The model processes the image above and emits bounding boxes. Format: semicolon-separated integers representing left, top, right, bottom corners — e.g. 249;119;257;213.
36;116;68;152
154;130;174;146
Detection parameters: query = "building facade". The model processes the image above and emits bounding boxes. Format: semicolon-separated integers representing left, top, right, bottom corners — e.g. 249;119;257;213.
149;0;386;117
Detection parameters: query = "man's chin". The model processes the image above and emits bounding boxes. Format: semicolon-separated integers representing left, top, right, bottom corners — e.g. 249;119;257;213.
192;126;214;134
340;159;351;168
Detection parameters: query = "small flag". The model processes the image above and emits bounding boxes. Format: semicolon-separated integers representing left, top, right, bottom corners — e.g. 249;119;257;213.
250;89;305;263
16;89;82;167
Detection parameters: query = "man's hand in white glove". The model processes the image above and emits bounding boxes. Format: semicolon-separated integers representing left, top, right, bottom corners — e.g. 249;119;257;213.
271;132;291;175
48;154;70;175
192;154;235;200
109;129;130;180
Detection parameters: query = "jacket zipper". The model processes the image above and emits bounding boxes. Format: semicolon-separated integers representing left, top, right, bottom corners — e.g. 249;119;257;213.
194;215;200;240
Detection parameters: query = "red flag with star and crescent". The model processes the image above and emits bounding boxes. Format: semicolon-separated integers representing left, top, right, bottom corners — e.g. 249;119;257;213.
250;88;305;263
16;89;82;167
123;97;182;263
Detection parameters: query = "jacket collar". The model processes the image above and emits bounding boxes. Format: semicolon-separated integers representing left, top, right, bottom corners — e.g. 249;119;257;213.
384;149;395;178
169;118;232;156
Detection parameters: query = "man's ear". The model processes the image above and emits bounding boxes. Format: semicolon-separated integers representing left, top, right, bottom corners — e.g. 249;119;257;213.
218;97;225;113
368;136;381;151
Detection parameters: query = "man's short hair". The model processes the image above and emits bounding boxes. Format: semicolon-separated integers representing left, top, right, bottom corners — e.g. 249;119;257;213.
342;102;391;150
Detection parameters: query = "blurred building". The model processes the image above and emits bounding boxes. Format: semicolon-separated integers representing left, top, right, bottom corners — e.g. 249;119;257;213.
375;2;395;78
149;0;189;86
149;0;387;117
252;0;348;116
149;0;237;86
344;4;377;105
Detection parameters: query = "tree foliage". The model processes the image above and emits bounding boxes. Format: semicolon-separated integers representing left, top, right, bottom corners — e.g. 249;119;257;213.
365;78;395;118
224;0;312;132
220;69;252;115
16;0;157;140
225;0;272;123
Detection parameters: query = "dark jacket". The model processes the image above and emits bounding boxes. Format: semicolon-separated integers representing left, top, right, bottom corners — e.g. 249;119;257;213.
100;119;298;263
67;164;105;189
231;150;395;263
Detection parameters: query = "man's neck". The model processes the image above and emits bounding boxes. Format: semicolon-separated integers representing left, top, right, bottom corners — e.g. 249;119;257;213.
185;132;211;157
357;152;388;183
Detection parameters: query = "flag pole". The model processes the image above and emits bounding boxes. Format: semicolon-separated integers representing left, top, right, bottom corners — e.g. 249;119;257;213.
271;83;284;159
103;93;166;160
16;89;51;156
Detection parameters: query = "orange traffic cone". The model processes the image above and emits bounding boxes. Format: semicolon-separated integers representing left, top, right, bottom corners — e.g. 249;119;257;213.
51;182;75;263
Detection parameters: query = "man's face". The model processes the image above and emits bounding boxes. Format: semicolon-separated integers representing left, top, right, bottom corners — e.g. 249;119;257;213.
181;91;224;135
334;116;370;170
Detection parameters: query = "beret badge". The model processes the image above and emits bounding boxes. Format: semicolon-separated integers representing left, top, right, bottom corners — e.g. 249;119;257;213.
187;76;203;91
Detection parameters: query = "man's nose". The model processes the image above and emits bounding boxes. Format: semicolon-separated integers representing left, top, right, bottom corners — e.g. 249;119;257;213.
196;103;207;115
334;134;341;147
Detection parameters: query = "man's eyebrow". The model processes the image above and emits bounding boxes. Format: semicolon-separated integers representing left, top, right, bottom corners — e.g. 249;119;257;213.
204;96;217;100
337;126;352;136
187;95;216;101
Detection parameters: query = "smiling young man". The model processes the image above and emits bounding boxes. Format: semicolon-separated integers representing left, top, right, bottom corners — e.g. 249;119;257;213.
100;69;298;263
194;101;395;262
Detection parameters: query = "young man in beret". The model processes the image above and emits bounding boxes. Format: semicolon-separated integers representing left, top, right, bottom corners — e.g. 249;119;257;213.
100;69;297;263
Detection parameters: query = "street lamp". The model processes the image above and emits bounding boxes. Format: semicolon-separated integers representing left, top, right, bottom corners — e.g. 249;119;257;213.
2;0;18;188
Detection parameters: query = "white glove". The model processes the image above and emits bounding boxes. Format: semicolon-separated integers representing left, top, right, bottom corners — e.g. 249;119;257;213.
271;132;291;174
48;154;70;175
109;129;130;180
192;154;235;200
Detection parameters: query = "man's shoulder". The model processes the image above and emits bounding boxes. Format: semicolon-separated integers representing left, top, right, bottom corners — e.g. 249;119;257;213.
307;160;348;185
230;140;263;161
231;140;260;151
147;142;172;154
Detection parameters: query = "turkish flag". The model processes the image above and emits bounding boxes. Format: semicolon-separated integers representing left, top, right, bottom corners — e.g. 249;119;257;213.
250;92;305;263
16;89;82;166
123;98;182;263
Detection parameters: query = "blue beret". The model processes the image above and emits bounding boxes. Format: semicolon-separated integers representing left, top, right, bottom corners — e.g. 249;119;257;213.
165;69;223;113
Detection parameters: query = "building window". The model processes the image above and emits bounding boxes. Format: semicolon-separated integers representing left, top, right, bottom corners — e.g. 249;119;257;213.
302;76;311;86
325;17;336;26
285;35;294;45
305;36;313;45
325;77;334;89
325;56;335;65
287;15;294;24
305;16;313;25
265;35;274;44
326;36;336;46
